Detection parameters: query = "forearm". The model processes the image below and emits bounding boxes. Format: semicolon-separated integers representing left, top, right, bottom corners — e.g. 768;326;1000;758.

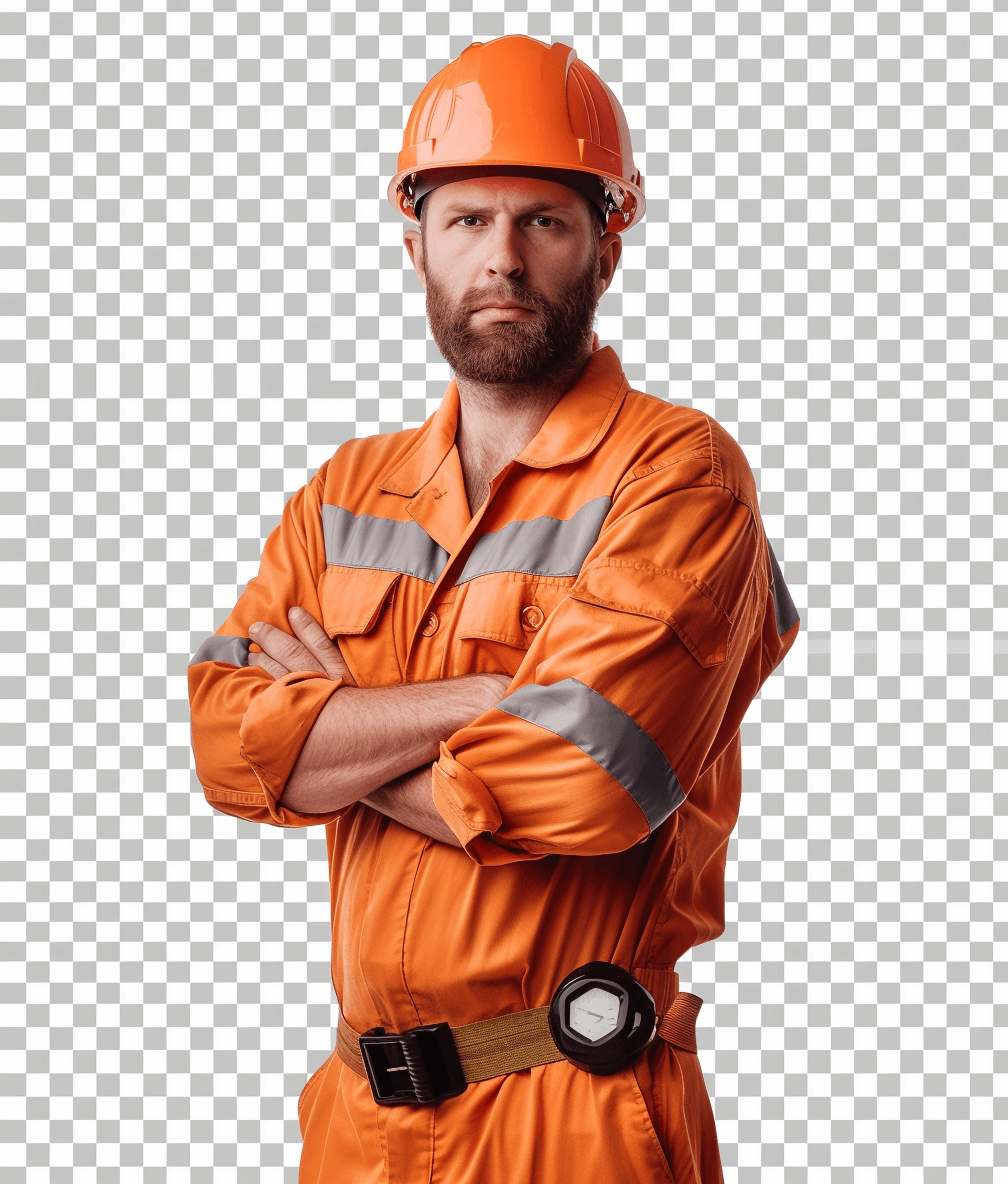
277;672;509;815
361;766;461;848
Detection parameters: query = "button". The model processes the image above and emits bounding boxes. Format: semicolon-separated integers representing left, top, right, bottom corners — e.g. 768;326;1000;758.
521;604;545;631
422;611;439;637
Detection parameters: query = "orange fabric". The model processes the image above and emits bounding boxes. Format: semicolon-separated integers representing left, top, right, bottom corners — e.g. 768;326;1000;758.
389;36;645;232
188;345;799;1183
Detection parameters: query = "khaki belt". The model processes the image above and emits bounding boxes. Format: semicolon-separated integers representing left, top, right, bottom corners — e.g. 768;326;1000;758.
337;983;702;1089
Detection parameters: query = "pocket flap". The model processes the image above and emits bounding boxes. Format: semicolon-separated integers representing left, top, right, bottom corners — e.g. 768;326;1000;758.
319;567;399;636
571;560;734;667
457;574;570;649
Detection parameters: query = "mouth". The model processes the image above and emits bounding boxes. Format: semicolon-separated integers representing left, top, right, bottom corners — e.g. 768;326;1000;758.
470;302;537;316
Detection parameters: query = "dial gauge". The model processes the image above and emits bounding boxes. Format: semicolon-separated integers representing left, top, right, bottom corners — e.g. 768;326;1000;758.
568;986;620;1042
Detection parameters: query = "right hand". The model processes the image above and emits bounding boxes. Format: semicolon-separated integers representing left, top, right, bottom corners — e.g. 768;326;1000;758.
248;606;358;686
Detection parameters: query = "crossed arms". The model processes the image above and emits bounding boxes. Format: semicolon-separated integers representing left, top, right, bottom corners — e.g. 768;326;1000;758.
247;606;510;847
190;460;777;862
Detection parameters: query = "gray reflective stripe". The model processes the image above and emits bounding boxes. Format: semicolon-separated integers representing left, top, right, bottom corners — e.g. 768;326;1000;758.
768;545;799;635
497;677;684;831
189;635;251;667
456;496;611;584
322;504;449;583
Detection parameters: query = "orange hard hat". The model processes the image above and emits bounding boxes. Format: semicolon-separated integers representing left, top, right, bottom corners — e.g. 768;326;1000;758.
389;36;645;234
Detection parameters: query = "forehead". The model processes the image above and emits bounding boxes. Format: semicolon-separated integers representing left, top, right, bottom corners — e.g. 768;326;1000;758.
425;175;589;215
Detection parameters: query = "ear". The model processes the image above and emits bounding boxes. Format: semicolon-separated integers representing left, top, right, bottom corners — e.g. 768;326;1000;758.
404;227;427;291
596;231;623;299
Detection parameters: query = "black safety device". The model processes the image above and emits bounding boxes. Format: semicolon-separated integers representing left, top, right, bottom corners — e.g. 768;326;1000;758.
359;1023;467;1106
547;961;657;1076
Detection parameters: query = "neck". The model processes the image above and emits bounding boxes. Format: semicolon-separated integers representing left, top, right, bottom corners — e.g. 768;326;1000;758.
453;347;593;514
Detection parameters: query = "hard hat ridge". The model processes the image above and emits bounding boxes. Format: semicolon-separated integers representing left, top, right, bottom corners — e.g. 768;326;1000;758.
389;35;645;234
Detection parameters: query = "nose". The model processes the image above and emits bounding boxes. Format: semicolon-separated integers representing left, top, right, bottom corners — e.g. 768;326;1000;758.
482;216;524;281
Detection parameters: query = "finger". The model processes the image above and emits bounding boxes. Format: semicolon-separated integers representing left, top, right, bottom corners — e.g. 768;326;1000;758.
248;621;328;676
248;650;288;680
288;606;357;684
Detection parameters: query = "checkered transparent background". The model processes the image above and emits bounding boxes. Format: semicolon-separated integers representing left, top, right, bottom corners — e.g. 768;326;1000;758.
1;1;1005;1180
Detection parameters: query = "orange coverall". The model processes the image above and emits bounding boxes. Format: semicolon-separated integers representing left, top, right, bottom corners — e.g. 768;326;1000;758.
188;346;800;1183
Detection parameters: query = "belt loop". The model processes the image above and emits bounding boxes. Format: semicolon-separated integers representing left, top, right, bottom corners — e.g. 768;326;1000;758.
657;991;702;1055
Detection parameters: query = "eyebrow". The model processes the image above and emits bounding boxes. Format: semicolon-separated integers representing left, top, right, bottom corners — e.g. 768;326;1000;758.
439;202;577;220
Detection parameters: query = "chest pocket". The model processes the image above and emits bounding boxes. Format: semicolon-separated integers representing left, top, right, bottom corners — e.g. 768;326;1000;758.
318;566;401;687
453;573;571;677
570;559;736;668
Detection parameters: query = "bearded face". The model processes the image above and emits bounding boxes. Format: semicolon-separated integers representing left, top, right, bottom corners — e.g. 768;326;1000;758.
424;246;601;387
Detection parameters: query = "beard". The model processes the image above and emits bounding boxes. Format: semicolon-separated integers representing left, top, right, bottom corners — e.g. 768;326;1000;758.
425;253;600;387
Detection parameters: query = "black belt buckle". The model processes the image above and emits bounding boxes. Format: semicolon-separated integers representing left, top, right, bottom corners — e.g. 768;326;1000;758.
359;1022;467;1106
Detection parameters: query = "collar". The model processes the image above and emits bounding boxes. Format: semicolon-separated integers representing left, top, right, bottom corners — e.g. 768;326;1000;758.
515;345;629;469
379;379;462;498
379;344;629;498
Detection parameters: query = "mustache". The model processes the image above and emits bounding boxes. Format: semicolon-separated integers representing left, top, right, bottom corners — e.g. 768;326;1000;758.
461;282;548;317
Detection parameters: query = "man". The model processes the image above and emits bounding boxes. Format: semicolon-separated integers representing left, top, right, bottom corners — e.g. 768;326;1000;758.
189;35;799;1183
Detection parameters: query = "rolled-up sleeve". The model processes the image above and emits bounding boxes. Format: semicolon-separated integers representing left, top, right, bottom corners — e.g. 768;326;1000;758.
433;475;798;863
187;467;345;828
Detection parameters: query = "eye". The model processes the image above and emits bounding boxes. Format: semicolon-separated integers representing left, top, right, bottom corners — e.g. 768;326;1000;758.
531;216;556;228
459;216;482;228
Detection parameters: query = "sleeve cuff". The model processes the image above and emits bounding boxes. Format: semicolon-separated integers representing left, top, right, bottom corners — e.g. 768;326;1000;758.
239;670;343;826
432;743;538;866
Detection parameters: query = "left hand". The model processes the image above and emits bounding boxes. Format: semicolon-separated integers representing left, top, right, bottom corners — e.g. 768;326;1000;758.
248;607;358;686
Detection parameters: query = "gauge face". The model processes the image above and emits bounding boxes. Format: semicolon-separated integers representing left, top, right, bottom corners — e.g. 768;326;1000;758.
568;986;620;1042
